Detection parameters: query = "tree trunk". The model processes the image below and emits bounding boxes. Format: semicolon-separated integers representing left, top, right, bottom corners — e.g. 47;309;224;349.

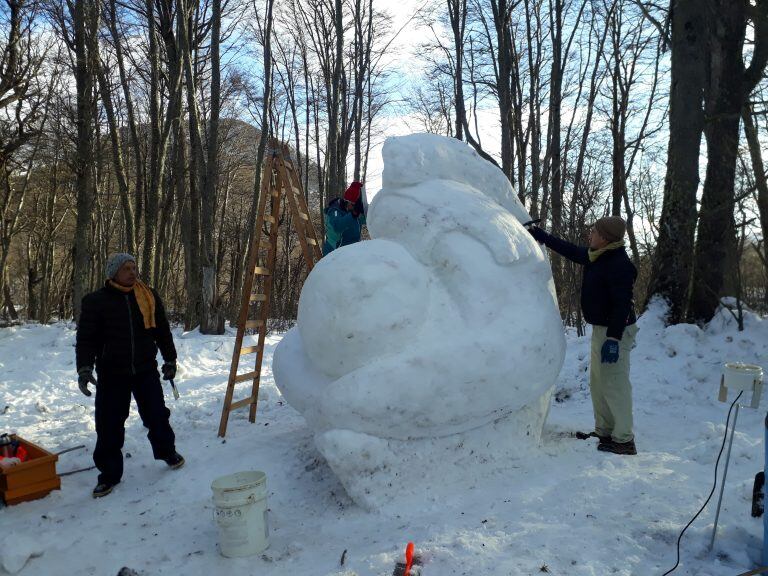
327;0;344;197
199;0;223;334
72;0;99;322
491;0;514;182
231;0;274;325
143;0;163;285
645;0;708;323
448;0;467;141
743;103;768;279
547;0;564;290
176;124;200;330
96;64;136;254
105;0;143;254
525;0;543;217
689;1;745;322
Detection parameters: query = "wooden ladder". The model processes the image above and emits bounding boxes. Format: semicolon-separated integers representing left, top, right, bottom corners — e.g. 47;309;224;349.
217;142;322;437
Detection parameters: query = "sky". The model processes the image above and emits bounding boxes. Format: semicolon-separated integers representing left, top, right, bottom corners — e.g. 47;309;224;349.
360;0;504;198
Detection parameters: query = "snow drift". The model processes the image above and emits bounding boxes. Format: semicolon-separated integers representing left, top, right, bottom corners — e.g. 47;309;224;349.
273;133;565;507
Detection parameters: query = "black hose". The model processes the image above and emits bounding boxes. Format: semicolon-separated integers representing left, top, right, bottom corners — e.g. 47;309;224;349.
55;444;86;456
662;390;743;575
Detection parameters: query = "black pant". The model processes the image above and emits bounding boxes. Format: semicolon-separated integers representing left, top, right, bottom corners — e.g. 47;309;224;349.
93;369;176;484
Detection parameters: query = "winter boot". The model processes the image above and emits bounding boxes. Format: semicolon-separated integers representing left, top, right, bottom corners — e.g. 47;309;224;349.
164;452;185;470
597;439;637;455
92;481;118;498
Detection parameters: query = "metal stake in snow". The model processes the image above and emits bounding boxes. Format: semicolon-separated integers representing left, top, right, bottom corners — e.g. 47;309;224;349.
709;363;764;552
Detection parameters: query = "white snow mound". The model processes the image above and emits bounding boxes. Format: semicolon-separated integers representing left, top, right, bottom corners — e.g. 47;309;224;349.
273;133;565;507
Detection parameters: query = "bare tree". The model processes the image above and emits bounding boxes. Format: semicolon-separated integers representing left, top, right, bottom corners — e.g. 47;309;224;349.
68;0;100;322
645;0;708;323
689;0;768;322
0;0;50;317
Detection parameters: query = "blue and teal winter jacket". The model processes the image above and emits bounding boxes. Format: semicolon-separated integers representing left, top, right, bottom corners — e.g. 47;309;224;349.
322;198;365;255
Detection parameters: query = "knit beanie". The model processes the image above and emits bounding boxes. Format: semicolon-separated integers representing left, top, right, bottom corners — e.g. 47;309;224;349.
594;216;626;243
105;253;136;279
343;181;362;203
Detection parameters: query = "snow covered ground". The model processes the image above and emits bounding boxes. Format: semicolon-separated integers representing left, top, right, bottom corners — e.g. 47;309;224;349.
1;301;767;575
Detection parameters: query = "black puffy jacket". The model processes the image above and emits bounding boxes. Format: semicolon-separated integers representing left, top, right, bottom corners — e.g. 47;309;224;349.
76;282;177;376
531;227;637;339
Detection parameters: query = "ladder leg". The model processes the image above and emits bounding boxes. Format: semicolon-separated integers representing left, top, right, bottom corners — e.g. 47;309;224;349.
248;171;283;423
218;154;276;437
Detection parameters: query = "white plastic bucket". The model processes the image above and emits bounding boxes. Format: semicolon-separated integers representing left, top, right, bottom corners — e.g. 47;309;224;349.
211;471;269;558
723;362;764;392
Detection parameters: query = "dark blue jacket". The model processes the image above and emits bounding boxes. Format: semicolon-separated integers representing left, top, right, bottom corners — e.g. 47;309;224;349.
531;227;637;339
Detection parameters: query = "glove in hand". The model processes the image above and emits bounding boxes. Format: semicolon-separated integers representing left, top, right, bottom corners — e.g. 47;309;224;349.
162;360;177;381
78;366;97;396
601;339;620;364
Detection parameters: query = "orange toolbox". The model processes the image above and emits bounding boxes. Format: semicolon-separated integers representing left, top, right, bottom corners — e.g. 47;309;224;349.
0;435;60;505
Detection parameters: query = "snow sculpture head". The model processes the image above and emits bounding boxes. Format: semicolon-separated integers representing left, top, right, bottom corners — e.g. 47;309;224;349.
273;133;565;508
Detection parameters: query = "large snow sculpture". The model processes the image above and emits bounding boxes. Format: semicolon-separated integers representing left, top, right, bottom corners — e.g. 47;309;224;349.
273;134;565;508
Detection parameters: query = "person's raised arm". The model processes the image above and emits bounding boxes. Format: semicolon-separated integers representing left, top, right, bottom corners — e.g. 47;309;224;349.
528;226;589;265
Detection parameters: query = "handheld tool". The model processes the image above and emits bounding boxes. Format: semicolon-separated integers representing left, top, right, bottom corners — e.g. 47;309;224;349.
170;379;180;400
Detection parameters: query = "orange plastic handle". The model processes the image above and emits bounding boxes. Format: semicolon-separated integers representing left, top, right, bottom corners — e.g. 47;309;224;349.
404;542;414;576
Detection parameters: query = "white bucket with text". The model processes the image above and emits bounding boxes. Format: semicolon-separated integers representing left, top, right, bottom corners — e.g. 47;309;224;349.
211;470;269;558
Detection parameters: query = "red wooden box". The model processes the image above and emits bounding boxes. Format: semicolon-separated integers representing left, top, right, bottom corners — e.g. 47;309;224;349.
0;435;60;505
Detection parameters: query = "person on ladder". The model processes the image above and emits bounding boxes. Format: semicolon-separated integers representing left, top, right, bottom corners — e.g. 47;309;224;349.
527;217;639;455
75;253;184;498
322;181;366;256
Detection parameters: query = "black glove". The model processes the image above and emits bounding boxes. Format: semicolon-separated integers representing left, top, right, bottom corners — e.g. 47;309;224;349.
77;366;97;397
161;360;177;381
527;225;547;243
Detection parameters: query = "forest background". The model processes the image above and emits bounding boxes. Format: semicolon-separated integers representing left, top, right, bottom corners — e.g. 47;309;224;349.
0;0;766;334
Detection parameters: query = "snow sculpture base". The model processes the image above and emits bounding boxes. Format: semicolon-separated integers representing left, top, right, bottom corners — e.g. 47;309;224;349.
273;133;565;509
315;391;553;510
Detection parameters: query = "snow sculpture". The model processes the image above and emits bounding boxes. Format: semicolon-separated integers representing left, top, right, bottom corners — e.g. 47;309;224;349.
273;133;565;508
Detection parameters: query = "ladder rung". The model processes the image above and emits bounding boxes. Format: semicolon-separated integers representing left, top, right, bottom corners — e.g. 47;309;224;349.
265;216;275;224
253;266;271;275
245;319;264;329
229;396;256;410
250;294;267;302
234;371;259;384
306;238;317;246
271;190;279;197
240;345;261;355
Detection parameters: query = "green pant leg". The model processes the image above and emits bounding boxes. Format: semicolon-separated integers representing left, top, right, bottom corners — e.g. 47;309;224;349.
589;325;614;437
599;324;638;443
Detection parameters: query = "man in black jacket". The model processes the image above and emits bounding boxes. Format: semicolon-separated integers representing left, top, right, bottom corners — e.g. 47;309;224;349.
76;253;184;497
528;217;639;455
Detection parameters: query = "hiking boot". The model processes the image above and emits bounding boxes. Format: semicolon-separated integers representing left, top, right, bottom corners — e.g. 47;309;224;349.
597;439;637;455
164;452;185;470
92;481;118;498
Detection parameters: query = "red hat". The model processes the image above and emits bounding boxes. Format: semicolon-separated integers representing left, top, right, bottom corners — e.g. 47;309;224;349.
343;181;362;203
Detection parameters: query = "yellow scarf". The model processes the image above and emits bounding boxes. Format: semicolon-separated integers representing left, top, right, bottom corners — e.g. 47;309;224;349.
108;280;157;329
588;240;625;262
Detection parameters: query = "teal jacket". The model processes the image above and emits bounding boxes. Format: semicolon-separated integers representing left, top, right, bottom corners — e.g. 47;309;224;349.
322;198;365;256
